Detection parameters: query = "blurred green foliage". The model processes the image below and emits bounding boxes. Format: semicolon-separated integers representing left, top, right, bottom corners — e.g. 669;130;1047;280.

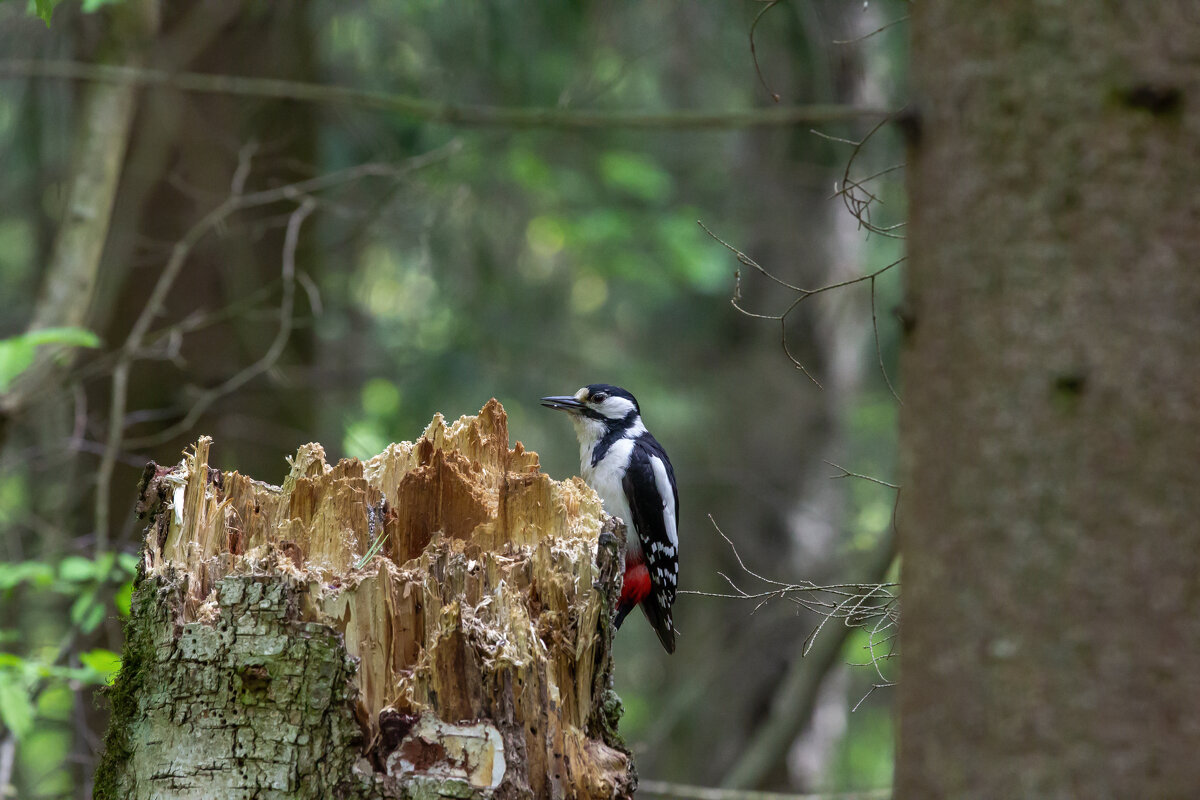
0;0;910;795
0;552;134;743
0;327;100;391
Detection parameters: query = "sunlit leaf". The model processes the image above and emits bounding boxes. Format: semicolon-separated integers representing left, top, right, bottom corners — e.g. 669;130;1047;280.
81;0;124;12
361;379;402;418
0;653;25;669
0;680;35;739
36;684;73;720
0;561;54;590
33;0;59;26
0;327;100;391
508;148;552;191
599;151;671;203
70;590;106;633
114;580;133;617
0;339;34;393
12;327;100;349
95;551;116;581
58;555;96;583
525;216;566;258
79;648;122;685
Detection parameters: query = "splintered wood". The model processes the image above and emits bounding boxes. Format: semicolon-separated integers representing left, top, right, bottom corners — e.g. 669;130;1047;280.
112;399;633;800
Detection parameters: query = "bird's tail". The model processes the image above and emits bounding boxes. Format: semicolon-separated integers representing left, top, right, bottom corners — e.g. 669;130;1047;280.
640;600;676;654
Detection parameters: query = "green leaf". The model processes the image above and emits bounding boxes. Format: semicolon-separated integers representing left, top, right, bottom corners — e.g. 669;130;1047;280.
70;590;106;633
33;0;57;26
0;327;100;392
0;653;25;669
114;580;133;617
79;649;122;685
0;561;54;590
58;556;97;583
117;552;140;575
0;339;35;393
19;328;101;348
95;551;117;581
81;0;124;11
599;151;672;203
0;680;35;739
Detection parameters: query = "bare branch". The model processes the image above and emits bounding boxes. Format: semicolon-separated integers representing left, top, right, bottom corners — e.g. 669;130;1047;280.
92;146;456;553
0;60;896;131
836;116;906;239
715;521;898;790
832;15;910;45
125;198;315;450
824;461;899;490
681;518;898;636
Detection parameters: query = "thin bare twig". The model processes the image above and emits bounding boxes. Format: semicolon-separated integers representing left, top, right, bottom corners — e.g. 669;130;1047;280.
824;461;899;490
682;517;899;644
836;115;906;240
703;216;905;387
749;1;784;103
91;147;457;553
123;198;315;450
870;276;903;404
832;15;910;45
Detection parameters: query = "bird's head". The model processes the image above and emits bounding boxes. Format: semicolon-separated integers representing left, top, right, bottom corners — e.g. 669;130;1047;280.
541;384;642;445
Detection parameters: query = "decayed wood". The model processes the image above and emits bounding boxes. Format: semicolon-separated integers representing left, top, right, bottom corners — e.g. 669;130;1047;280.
95;399;633;800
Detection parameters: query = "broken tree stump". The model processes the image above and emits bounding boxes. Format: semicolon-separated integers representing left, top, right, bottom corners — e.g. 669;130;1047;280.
94;400;634;800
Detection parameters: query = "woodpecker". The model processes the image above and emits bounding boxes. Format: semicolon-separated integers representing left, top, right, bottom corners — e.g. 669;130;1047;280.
541;384;678;653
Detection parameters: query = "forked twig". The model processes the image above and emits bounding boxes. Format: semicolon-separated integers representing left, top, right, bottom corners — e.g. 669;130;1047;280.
702;218;904;389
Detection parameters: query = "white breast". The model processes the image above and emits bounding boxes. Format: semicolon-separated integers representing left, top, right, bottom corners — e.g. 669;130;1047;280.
581;438;641;562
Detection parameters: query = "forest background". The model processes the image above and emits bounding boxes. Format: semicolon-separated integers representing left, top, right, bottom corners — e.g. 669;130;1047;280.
0;2;907;798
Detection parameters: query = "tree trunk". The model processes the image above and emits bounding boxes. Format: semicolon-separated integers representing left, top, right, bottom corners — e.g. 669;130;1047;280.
94;400;634;799
898;3;1200;798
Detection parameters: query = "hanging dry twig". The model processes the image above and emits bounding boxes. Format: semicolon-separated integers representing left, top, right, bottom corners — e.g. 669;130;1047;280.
699;219;904;389
680;515;899;672
748;1;784;103
826;117;907;240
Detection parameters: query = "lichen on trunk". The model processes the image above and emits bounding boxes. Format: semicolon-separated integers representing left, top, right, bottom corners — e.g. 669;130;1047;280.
95;400;634;800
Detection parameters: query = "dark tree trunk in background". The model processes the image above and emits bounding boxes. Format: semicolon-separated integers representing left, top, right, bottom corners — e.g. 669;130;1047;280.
96;1;322;531
898;3;1200;798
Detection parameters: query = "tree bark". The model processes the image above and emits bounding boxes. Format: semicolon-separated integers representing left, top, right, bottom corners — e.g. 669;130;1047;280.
94;400;634;799
898;3;1200;798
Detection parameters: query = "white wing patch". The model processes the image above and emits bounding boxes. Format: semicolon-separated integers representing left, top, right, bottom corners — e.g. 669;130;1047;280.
649;455;678;551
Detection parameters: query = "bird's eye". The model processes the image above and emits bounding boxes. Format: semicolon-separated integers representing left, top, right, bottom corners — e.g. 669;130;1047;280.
591;392;608;403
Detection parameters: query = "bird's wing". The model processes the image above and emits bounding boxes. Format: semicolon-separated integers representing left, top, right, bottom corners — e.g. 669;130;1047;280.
621;436;679;653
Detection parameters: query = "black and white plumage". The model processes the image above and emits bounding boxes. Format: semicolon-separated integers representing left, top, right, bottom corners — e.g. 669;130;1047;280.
541;384;679;653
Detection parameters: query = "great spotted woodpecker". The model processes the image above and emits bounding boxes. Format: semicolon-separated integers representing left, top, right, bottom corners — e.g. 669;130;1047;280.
541;384;678;653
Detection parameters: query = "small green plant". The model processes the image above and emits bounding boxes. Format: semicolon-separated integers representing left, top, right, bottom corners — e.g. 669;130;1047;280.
0;552;136;741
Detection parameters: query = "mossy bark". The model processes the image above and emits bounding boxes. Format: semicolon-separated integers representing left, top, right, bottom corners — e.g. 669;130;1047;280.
95;400;634;799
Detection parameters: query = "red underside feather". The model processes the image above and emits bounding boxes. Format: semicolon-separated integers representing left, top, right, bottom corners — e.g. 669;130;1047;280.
618;561;652;612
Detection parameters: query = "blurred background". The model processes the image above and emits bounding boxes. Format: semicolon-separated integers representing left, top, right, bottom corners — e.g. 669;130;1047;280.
0;1;907;797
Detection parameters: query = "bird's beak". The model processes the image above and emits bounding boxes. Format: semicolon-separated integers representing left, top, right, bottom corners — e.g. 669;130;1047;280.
540;395;585;413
